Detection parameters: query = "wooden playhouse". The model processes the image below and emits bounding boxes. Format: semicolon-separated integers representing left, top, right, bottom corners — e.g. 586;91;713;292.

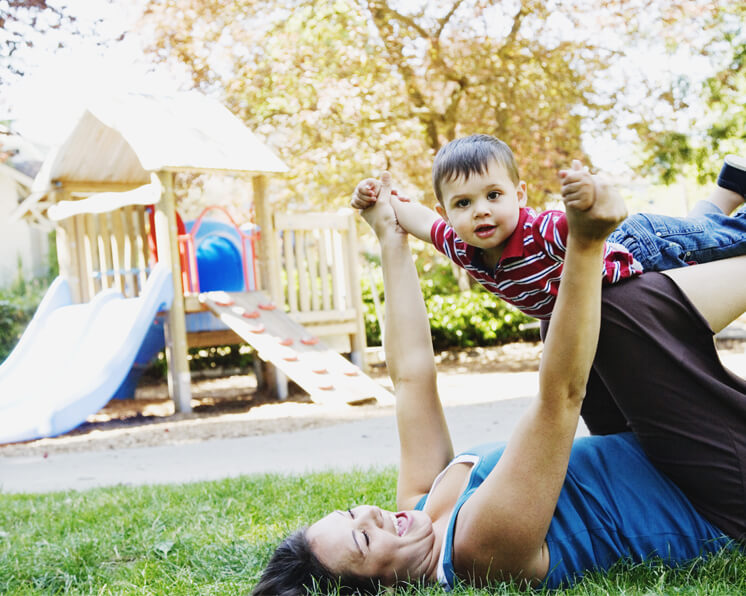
15;92;391;412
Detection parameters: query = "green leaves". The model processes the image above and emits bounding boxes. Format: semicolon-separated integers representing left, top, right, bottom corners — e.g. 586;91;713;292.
361;257;538;349
141;0;649;211
0;278;51;363
425;289;538;349
632;3;744;183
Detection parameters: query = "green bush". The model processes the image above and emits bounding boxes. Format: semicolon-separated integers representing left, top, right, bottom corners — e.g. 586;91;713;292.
361;270;383;346
0;242;57;363
0;301;32;362
426;290;538;350
416;258;461;299
0;276;52;363
361;261;539;350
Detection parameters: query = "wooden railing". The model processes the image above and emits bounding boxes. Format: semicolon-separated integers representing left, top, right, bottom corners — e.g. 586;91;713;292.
52;196;153;303
272;210;367;363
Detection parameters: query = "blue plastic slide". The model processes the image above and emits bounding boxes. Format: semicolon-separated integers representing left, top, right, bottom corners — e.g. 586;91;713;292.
113;218;251;399
0;264;173;444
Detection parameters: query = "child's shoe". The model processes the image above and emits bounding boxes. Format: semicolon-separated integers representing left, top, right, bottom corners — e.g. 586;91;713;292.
718;155;746;199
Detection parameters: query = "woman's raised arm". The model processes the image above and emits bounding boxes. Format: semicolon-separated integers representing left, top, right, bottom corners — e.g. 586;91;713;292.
360;173;454;510
453;174;628;584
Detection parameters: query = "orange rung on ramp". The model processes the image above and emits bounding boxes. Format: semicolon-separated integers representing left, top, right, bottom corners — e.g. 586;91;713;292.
198;290;394;406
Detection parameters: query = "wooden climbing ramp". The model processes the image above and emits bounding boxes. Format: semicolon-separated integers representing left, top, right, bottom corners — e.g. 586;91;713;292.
199;290;394;406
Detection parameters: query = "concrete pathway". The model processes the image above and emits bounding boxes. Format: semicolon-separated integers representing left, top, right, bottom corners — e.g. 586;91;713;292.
3;350;745;494
0;371;549;493
0;395;565;494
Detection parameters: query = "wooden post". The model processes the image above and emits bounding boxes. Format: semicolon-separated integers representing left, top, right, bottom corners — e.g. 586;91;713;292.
251;174;286;398
345;210;368;371
54;188;77;301
154;170;192;413
54;188;84;303
55;219;72;287
252;174;283;302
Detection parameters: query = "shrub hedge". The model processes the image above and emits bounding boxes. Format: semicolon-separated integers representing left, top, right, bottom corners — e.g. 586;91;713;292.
361;258;539;350
0;276;52;362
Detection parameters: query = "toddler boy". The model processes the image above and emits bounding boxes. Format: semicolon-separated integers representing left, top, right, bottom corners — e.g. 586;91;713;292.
352;134;746;320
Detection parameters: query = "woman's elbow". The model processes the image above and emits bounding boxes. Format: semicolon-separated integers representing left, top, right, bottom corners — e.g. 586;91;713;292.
390;364;436;389
539;378;587;410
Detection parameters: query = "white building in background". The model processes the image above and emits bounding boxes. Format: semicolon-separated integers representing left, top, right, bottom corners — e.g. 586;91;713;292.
0;130;49;288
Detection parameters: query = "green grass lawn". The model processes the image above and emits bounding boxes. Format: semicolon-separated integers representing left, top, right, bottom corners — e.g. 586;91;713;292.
1;467;744;595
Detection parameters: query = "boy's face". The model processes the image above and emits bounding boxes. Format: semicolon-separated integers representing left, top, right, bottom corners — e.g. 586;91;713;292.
436;159;527;262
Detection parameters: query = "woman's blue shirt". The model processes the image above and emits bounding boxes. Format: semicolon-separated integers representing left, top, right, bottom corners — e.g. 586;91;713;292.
414;433;731;589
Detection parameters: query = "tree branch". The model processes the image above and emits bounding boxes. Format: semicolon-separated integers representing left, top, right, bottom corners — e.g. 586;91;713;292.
434;0;465;38
499;2;527;54
366;0;440;150
381;3;430;39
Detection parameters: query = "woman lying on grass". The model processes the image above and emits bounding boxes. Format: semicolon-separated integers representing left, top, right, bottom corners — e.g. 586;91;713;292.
254;172;746;594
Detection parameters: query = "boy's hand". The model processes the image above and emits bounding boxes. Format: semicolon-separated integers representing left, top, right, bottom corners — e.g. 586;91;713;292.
351;178;410;211
352;178;380;210
559;160;595;212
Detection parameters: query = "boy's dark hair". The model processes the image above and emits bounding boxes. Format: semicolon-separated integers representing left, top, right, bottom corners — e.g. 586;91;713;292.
252;528;382;596
432;134;520;203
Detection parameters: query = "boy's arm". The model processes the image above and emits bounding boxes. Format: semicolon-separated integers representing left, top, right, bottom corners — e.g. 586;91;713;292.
390;198;440;244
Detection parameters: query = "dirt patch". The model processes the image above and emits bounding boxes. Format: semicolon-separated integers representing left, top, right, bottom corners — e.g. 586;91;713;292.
0;343;544;457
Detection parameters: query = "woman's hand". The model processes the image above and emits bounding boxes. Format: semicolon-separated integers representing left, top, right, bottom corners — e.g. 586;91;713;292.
562;166;627;245
359;172;407;240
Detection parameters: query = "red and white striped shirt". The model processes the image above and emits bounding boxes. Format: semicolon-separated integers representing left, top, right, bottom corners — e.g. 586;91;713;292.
430;208;642;320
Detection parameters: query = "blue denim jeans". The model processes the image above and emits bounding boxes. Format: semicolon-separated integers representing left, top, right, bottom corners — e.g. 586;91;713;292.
608;209;746;271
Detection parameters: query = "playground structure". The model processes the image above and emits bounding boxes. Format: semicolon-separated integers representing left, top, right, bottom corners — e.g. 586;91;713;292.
3;92;391;442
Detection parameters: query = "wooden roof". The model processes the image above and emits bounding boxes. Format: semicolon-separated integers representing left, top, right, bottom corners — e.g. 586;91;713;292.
16;92;288;221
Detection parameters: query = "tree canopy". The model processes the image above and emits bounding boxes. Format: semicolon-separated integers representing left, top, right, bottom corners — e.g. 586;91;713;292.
142;0;731;207
1;1;77;85
633;3;745;184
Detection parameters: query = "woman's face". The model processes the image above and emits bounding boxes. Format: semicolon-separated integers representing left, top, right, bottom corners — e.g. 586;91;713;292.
306;504;437;586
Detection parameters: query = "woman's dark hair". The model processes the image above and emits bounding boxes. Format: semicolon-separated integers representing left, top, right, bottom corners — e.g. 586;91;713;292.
252;528;382;595
432;134;520;203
